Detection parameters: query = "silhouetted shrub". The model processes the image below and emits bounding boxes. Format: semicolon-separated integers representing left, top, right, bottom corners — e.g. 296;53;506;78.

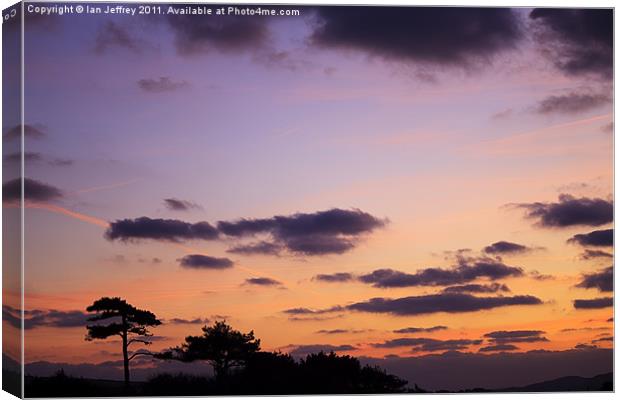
235;351;301;394
359;364;408;393
25;369;125;397
299;351;363;393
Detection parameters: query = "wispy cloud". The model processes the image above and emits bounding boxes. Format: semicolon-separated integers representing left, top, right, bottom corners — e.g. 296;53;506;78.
163;198;202;211
138;77;189;93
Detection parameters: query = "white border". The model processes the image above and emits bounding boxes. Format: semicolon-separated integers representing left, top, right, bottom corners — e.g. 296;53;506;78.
0;1;616;399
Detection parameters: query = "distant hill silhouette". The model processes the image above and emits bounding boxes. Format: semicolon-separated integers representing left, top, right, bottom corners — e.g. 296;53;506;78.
453;372;613;393
499;372;613;392
363;348;613;391
8;347;614;396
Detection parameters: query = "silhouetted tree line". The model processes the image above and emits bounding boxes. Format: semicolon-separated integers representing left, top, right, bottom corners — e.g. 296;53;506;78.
148;350;408;395
30;296;407;396
153;316;408;394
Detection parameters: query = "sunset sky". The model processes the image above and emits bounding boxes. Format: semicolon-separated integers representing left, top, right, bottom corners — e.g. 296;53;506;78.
2;3;614;389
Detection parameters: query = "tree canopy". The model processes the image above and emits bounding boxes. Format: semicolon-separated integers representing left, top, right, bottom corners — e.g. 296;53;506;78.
159;321;260;379
86;297;160;341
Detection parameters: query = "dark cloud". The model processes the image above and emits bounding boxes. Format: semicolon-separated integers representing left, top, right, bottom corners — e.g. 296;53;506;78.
167;317;209;325
315;329;348;335
138;77;189;93
574;343;598;350
3;152;43;163
530;9;612;78
560;326;609;333
358;258;523;288
483;330;548;344
483;241;532;255
3;152;73;167
442;283;510;294
372;338;421;348
580;250;613;260
105;217;219;242
95;21;141;53
310;7;522;67
315;329;368;335
217;208;384;236
3;305;89;330
288;344;357;357
393;326;448;334
282;306;344;316
592;336;613;343
373;337;482;352
3;124;46;141
288;315;343;322
606;317;613;323
312;272;355;282
347;293;542;316
163;198;201;211
576;267;613;292
568;229;613;247
217;208;386;256
479;344;519;352
284;235;355;255
178;254;234;270
283;308;322;315
515;194;613;228
3;178;63;203
245;277;282;286
226;241;282;256
535;92;610;114
167;14;271;56
410;339;483;353
529;270;555;281
2;306;22;329
573;297;613;309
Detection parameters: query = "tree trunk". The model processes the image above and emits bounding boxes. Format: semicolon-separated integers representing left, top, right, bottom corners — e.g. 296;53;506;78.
121;316;130;387
213;361;228;384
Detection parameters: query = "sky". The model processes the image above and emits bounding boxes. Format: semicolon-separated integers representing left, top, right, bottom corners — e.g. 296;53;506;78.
1;3;614;389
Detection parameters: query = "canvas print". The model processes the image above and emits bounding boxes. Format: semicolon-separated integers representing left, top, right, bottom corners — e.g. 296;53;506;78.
1;2;614;397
